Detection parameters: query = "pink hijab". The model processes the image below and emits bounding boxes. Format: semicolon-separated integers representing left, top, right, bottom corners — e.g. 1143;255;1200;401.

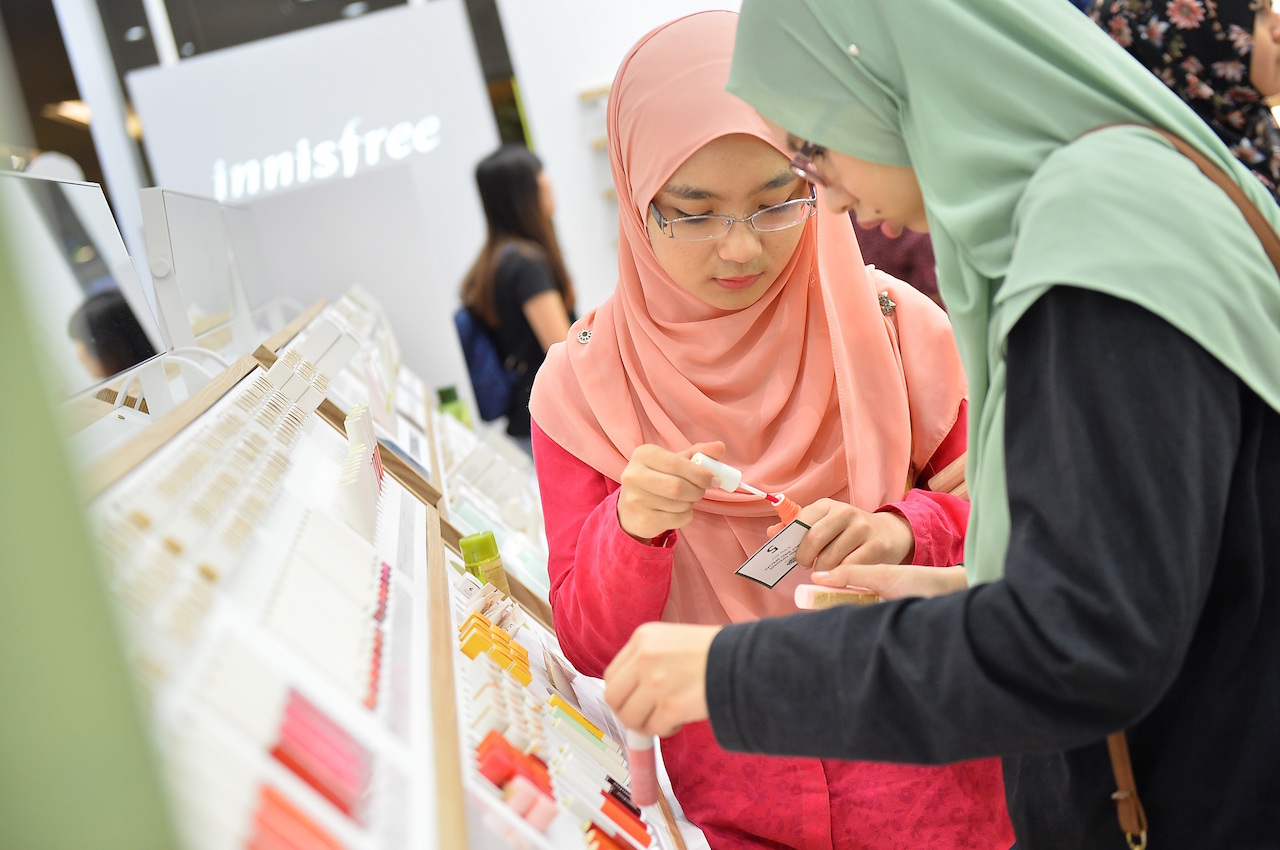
529;10;966;625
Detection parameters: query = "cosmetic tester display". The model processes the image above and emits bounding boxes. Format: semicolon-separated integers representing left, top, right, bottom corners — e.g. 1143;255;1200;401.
81;295;692;850
317;286;553;624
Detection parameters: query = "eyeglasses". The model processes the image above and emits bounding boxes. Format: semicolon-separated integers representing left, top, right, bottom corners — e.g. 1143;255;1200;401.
789;141;828;187
649;185;817;242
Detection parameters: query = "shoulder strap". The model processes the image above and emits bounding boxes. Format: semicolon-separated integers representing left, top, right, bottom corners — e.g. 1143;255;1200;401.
1106;732;1148;850
1147;127;1280;273
1090;124;1280;850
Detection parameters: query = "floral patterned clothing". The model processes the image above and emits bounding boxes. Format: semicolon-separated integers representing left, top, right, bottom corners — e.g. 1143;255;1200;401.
1092;0;1280;200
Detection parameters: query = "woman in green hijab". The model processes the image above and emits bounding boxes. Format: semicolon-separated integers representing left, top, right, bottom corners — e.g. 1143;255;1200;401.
602;1;1280;847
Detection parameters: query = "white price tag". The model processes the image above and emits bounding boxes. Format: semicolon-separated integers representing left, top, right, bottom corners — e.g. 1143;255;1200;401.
735;520;810;588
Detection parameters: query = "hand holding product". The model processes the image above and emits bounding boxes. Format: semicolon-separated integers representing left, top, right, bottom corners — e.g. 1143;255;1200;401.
691;452;915;567
769;499;915;569
603;622;716;736
617;442;724;542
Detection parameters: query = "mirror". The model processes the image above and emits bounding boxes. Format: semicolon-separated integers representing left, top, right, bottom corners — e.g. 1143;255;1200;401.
141;188;284;358
0;171;165;400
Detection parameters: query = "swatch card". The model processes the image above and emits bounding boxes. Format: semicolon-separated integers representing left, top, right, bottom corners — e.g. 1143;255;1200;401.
735;520;810;588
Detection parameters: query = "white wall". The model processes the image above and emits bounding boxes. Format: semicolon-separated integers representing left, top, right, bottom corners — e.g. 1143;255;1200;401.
494;0;740;314
126;2;500;402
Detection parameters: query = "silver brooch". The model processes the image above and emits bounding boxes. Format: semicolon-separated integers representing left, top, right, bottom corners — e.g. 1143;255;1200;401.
878;291;896;316
577;329;592;344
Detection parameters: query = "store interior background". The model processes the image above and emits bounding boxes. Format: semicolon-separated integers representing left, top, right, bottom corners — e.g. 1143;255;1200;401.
0;0;743;409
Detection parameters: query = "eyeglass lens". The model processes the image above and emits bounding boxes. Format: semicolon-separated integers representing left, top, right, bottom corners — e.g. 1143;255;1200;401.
663;196;815;241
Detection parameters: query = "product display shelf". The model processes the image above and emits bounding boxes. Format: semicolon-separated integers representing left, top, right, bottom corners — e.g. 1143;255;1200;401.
442;550;689;850
295;290;444;510
249;354;450;559
73;299;328;490
80;291;696;849
274;296;445;547
327;360;554;633
313;282;545;607
432;409;551;609
87;335;443;850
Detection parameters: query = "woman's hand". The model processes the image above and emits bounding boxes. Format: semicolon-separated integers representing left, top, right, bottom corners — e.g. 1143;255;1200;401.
811;562;969;599
617;441;724;542
767;499;915;568
604;622;720;737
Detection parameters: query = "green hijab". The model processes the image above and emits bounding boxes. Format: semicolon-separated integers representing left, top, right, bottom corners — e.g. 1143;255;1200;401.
729;0;1280;583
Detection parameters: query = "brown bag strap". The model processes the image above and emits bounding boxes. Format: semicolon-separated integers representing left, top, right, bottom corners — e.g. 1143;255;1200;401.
1147;127;1280;273
1091;126;1280;850
1106;732;1148;850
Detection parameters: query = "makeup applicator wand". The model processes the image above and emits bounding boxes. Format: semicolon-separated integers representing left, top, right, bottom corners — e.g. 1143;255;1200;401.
691;452;802;524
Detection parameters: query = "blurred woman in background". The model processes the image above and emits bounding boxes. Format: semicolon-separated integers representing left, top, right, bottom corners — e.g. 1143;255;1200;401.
461;144;576;451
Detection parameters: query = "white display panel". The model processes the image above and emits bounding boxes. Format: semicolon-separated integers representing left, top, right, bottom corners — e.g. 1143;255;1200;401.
434;410;550;600
126;2;498;409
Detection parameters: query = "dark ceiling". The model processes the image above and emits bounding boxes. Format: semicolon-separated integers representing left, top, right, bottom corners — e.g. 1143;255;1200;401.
1;0;104;185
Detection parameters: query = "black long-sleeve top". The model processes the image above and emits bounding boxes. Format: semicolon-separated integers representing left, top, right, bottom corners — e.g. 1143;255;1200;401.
707;287;1280;849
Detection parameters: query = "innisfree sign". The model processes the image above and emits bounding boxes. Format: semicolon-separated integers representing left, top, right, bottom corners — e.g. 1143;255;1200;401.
211;115;443;202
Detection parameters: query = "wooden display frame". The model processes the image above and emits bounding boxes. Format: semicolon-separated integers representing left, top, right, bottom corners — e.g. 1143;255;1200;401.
426;504;469;848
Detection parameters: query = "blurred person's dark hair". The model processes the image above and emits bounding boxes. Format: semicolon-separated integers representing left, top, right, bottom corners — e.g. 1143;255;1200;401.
67;288;158;379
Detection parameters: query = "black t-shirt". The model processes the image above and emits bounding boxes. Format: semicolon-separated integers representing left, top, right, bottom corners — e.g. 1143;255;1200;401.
491;244;570;437
706;287;1280;848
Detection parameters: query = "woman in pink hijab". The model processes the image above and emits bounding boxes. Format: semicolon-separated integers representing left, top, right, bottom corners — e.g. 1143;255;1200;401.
528;11;1012;849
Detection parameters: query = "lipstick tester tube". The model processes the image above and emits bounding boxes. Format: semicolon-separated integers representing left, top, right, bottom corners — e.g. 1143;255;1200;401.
624;730;659;807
